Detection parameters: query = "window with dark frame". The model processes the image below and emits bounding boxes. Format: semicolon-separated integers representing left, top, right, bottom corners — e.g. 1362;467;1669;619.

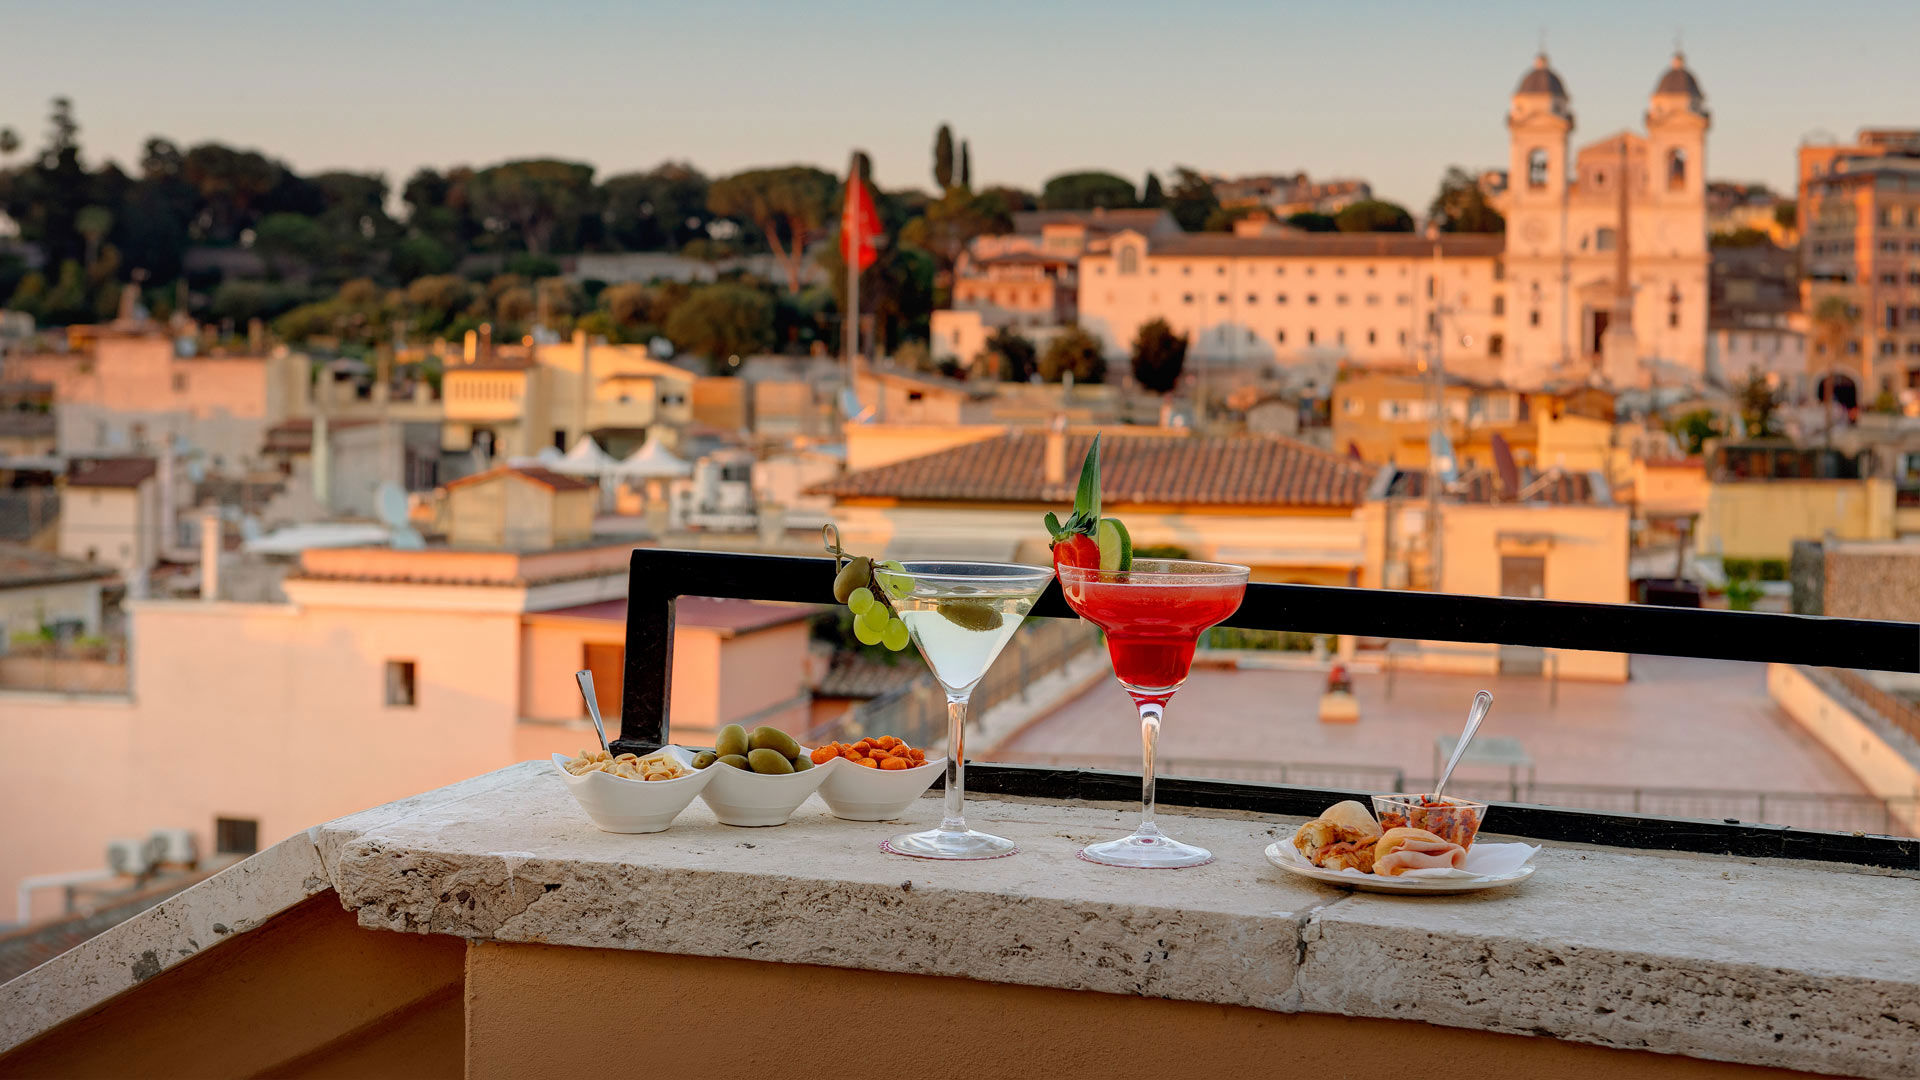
215;817;259;855
386;660;417;707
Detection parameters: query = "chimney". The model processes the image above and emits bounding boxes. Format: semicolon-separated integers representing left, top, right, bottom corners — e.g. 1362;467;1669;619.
200;509;221;602
1043;416;1068;486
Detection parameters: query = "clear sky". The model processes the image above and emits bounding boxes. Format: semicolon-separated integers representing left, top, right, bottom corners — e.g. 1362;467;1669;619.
4;0;1917;209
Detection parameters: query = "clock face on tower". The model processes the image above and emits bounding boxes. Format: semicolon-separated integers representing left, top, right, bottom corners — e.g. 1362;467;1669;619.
1521;218;1548;244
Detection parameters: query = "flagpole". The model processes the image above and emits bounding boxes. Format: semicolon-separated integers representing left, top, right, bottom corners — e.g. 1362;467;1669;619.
845;181;861;385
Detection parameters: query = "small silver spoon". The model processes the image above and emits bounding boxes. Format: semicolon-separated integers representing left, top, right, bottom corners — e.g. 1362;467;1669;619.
574;670;611;756
1433;690;1493;801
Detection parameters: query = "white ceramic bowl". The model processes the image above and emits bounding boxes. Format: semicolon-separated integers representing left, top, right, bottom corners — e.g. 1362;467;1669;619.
817;756;946;821
698;752;839;827
551;747;716;834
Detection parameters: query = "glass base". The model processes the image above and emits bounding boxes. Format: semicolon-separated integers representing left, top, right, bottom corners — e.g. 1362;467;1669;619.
1080;831;1213;869
884;827;1018;860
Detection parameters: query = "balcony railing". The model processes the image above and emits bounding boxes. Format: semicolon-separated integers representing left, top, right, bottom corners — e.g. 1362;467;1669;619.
619;549;1920;870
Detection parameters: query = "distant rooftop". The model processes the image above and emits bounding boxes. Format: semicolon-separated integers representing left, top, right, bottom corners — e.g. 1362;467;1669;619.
535;596;815;636
1011;209;1174;235
0;544;116;590
812;432;1374;509
65;457;157;489
443;465;597;494
1382;466;1610;506
1139;232;1505;259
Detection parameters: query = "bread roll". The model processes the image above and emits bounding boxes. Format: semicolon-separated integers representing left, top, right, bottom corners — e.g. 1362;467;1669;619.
1320;800;1382;839
1292;801;1383;867
1373;827;1467;876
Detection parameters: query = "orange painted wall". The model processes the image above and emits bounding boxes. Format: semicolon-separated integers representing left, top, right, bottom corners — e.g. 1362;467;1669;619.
464;941;1822;1080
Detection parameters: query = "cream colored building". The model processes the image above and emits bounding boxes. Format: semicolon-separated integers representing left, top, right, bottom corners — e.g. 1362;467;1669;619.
1500;53;1711;387
1360;467;1631;681
0;545;111;641
5;328;289;474
0;536;816;924
814;428;1377;586
57;457;160;584
1077;223;1505;380
442;331;697;462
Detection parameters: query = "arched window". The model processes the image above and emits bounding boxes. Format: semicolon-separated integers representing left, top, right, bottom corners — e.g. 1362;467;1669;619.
1667;149;1687;191
1527;149;1549;189
1118;246;1139;275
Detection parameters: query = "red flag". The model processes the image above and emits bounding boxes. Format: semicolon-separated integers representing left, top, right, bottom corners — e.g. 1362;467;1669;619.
840;175;879;272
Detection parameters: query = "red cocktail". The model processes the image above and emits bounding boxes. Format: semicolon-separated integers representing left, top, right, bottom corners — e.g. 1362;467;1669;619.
1058;559;1249;868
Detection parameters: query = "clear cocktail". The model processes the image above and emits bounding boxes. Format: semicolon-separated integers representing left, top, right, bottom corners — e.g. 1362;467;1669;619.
874;561;1055;859
1058;559;1249;868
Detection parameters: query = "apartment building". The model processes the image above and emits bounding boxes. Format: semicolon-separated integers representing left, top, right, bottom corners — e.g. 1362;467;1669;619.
1075;222;1505;380
1802;152;1920;401
441;330;697;462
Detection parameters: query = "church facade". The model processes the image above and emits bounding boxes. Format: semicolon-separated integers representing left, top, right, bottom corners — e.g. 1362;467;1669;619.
1499;53;1711;388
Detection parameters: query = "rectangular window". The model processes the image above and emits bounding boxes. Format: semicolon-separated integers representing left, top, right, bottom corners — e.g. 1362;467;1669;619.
171;373;188;393
1307;294;1318;305
1182;293;1194;304
1529;310;1541;327
1490;333;1505;357
1216;294;1228;304
1669;311;1680;328
1276;293;1288;304
1493;295;1505;316
1366;330;1376;345
1342;397;1361;416
1246;294;1258;304
216;817;259;856
385;660;417;707
1275;329;1286;343
1888;305;1901;330
1307;329;1317;344
1336;294;1348;305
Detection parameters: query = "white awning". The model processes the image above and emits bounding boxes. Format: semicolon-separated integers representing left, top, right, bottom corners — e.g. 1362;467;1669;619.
550;436;618;476
614;434;692;479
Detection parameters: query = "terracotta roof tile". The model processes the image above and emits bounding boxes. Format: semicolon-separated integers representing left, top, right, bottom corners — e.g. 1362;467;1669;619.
811;433;1374;508
443;465;597;494
66;457;157;488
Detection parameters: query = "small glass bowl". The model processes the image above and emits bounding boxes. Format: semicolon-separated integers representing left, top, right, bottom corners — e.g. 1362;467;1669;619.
1371;794;1488;850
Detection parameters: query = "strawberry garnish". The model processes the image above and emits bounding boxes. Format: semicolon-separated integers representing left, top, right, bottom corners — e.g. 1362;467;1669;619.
1045;434;1111;571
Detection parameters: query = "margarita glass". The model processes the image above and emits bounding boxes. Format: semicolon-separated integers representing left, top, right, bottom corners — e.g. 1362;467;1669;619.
1058;559;1249;868
873;561;1055;859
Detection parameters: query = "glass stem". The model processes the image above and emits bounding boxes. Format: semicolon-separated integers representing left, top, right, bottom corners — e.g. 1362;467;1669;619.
940;694;969;834
1137;699;1165;838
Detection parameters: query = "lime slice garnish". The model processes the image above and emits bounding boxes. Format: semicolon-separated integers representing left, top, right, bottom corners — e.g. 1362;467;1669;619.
1097;517;1132;572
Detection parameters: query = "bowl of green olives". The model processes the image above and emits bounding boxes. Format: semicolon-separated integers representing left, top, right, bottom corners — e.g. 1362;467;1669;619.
694;723;839;827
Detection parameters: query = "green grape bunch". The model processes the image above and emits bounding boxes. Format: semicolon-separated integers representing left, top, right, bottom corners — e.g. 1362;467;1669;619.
823;525;912;652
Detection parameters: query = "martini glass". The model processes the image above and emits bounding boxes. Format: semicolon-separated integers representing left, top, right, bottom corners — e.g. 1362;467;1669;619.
872;561;1055;859
1058;559;1249;868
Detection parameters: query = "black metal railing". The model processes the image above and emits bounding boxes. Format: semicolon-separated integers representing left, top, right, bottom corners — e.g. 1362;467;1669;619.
619;549;1920;870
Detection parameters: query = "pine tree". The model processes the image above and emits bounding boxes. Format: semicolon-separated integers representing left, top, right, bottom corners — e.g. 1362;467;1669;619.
1142;171;1165;208
933;124;955;190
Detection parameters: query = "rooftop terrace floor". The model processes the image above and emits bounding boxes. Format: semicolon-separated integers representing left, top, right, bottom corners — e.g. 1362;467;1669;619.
997;655;1868;795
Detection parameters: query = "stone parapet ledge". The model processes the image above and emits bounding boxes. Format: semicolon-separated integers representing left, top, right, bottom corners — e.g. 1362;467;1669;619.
320;762;1920;1079
5;762;1916;1078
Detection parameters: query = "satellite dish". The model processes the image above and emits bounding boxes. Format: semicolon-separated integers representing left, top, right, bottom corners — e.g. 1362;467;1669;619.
1491;433;1520;501
374;482;425;549
375;483;409;527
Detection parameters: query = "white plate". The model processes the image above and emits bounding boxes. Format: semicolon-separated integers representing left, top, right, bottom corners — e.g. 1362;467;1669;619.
1263;839;1537;895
